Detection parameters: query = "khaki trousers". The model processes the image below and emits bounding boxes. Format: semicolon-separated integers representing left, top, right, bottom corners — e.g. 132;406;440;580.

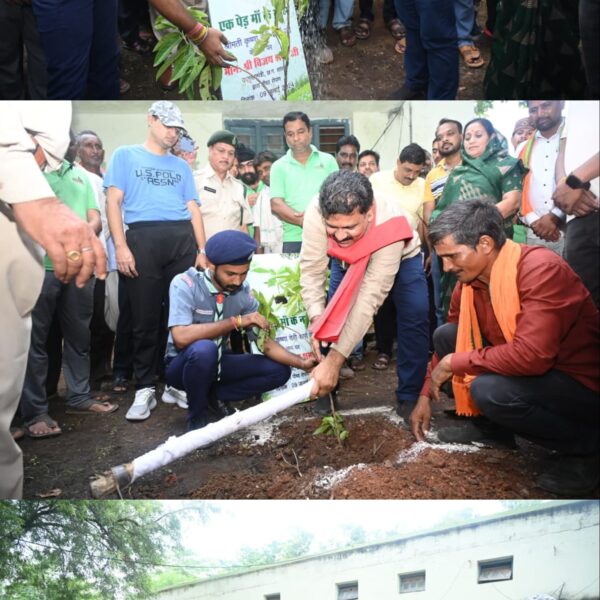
0;210;44;498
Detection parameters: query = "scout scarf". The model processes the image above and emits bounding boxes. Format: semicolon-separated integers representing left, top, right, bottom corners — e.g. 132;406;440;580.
453;239;522;416
203;270;229;380
309;204;413;343
518;122;565;218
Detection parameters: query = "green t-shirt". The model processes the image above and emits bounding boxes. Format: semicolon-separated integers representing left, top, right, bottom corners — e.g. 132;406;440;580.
269;145;338;242
43;161;99;271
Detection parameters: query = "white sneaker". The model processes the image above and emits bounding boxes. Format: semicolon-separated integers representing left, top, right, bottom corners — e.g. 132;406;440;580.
126;387;157;421
162;385;188;409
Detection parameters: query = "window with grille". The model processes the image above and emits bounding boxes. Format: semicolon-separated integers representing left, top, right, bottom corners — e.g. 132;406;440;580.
264;594;280;600
337;581;358;600
224;119;349;158
399;570;426;593
478;557;513;583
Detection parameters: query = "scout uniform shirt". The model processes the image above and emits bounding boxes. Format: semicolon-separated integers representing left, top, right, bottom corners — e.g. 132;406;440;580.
194;163;253;240
165;267;258;360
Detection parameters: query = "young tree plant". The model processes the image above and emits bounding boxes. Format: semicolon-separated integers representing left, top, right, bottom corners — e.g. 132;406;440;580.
313;394;349;445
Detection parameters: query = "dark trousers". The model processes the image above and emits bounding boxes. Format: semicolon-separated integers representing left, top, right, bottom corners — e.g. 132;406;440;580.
394;0;458;99
359;0;398;22
433;323;600;455
331;254;429;403
565;212;600;309
118;0;151;46
0;1;47;99
125;221;196;388
165;341;291;421
31;0;120;99
89;278;115;390
373;294;395;356
580;0;599;97
112;272;134;380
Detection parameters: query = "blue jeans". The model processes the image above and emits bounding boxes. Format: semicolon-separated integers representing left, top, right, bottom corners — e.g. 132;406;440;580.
165;341;291;422
319;0;355;30
31;0;120;99
394;0;458;99
454;0;475;46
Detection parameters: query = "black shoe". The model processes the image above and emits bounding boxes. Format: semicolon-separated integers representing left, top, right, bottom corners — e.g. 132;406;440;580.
187;413;209;432
395;401;416;424
313;393;338;416
388;85;426;100
437;419;517;449
207;389;235;419
536;453;600;496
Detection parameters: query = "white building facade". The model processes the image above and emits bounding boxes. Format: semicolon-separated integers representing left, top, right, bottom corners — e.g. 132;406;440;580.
155;501;599;600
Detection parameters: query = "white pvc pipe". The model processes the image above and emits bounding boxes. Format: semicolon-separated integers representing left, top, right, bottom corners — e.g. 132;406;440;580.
130;380;313;483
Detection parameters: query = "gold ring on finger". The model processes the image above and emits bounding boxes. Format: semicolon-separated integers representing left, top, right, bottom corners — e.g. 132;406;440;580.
66;250;82;262
81;246;93;253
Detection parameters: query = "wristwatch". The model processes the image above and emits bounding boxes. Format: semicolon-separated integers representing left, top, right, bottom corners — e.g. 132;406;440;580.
565;173;591;191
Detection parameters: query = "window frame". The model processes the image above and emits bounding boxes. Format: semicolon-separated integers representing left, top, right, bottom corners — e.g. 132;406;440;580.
398;570;426;594
336;580;359;600
477;556;514;584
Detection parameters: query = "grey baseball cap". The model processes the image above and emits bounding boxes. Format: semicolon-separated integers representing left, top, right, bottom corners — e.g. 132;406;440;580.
148;101;185;128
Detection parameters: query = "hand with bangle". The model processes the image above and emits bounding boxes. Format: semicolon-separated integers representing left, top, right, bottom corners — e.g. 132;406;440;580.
186;22;236;66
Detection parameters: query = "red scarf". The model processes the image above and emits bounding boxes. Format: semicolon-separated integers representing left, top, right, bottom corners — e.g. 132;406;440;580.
310;204;413;343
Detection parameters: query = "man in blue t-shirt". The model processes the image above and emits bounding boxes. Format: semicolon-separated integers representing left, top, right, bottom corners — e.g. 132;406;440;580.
165;230;317;431
105;101;208;421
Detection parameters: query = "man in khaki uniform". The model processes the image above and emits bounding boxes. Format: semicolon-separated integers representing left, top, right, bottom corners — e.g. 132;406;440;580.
194;130;253;240
301;170;427;420
0;101;106;498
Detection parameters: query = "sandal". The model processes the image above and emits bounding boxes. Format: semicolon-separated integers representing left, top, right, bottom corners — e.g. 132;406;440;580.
459;45;484;68
24;414;62;439
112;377;129;394
387;18;405;40
354;18;371;40
65;399;119;415
339;26;357;47
123;38;153;55
348;357;366;371
372;353;390;370
394;35;406;54
11;427;25;441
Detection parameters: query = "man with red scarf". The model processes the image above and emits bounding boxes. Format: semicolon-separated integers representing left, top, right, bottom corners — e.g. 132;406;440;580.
300;170;429;420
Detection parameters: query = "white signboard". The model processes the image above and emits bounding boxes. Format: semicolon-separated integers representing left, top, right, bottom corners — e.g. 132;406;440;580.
247;253;313;400
208;0;312;101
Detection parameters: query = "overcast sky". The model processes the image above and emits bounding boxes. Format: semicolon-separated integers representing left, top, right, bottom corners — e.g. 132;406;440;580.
158;499;536;567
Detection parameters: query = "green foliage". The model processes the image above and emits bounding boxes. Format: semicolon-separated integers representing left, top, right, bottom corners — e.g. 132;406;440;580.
474;100;494;117
0;500;183;599
236;530;314;567
153;9;224;100
253;263;304;317
252;289;281;352
313;409;349;444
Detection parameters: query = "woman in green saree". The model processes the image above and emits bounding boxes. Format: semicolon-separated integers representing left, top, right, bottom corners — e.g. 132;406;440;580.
432;117;527;316
484;0;585;99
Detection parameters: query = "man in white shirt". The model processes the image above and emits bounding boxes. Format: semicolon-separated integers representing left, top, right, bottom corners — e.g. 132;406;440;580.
518;101;567;255
194;130;253;240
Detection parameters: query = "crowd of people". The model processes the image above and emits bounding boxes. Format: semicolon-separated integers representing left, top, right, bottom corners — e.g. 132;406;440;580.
0;100;598;500
1;1;597;100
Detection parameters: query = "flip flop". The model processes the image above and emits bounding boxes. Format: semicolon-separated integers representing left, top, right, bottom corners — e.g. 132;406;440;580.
354;18;371;40
394;35;406;55
24;414;62;439
387;18;405;40
65;399;119;415
372;353;390;370
459;45;484;68
339;26;357;47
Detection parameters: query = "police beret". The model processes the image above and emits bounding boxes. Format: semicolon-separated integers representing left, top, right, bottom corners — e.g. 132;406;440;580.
148;101;185;128
235;143;255;163
205;230;257;265
207;129;237;148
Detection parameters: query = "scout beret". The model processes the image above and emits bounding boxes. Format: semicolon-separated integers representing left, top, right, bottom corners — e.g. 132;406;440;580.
148;101;185;128
207;129;238;148
235;143;256;163
205;230;257;265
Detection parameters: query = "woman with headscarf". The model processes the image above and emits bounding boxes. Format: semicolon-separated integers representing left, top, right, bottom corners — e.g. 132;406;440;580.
432;117;527;316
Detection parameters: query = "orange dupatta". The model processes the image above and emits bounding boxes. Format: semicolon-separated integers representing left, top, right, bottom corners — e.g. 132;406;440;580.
453;239;522;416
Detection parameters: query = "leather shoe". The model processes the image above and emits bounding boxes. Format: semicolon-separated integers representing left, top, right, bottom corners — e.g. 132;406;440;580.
536;453;600;496
388;85;426;100
437;419;517;449
208;392;235;419
187;413;209;432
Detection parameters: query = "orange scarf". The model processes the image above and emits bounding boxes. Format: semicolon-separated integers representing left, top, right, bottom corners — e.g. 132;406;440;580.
453;239;522;416
309;205;413;343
